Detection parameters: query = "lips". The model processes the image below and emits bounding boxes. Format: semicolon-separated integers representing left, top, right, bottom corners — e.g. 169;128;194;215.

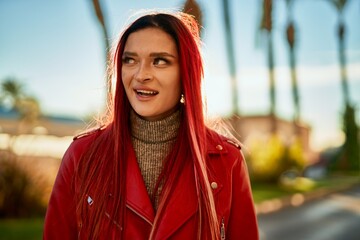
134;88;159;98
136;89;158;95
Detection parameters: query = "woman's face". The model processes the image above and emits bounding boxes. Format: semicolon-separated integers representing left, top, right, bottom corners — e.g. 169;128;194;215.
122;27;181;121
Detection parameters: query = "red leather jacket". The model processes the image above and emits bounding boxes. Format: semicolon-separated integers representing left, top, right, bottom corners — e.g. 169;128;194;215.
44;129;259;239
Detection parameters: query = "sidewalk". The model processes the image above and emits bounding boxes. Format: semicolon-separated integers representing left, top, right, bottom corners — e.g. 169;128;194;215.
255;178;360;215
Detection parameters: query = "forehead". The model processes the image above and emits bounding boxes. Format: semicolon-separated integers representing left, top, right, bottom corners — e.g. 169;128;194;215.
124;28;177;53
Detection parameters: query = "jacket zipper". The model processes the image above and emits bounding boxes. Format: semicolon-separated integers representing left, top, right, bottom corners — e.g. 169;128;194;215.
220;217;226;240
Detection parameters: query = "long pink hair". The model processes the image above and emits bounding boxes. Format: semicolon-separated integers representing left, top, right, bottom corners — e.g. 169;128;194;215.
75;12;219;239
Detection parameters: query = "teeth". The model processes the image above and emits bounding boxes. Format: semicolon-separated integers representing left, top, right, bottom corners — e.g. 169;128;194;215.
136;90;158;95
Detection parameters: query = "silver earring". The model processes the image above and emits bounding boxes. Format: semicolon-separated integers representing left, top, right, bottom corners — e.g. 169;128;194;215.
180;94;185;104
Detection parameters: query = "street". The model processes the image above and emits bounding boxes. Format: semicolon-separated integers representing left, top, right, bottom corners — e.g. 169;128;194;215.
257;185;360;240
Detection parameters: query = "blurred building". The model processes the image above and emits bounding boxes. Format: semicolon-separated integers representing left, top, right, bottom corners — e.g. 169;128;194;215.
1;108;317;162
226;114;317;164
0;108;87;158
0;107;86;137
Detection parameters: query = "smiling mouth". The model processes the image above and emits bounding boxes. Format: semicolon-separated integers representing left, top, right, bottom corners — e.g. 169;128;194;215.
135;89;159;96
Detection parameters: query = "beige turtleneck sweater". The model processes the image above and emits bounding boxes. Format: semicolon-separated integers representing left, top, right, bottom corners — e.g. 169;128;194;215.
130;110;181;208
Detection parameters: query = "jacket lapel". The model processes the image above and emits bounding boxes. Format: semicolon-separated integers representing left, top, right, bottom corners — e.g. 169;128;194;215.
124;132;228;238
155;135;228;238
154;158;198;239
125;144;155;226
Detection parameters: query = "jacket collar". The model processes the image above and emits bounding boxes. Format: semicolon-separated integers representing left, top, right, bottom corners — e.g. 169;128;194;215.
125;142;198;237
152;156;198;238
125;133;227;238
125;144;155;225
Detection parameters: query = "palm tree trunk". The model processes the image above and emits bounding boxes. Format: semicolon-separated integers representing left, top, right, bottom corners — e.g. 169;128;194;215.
266;31;277;132
337;21;350;107
183;0;203;35
289;44;300;124
90;0;111;106
222;0;239;115
261;0;277;132
285;0;301;131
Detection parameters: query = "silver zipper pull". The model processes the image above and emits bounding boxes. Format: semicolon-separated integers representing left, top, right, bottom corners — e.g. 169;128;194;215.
220;217;226;240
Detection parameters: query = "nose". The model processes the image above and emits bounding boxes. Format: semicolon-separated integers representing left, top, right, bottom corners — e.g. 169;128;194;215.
134;62;152;82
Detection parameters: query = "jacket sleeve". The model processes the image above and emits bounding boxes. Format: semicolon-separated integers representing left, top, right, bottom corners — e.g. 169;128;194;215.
227;151;259;240
43;142;79;239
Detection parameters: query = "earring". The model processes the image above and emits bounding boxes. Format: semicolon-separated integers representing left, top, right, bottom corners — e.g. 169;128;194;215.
180;94;185;104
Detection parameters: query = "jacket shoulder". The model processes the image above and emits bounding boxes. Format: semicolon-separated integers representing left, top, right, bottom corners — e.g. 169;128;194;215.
73;126;105;141
58;127;106;172
206;128;242;155
66;126;106;160
223;138;241;150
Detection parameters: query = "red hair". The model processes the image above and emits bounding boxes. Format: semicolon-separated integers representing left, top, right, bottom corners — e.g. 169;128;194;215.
75;12;219;239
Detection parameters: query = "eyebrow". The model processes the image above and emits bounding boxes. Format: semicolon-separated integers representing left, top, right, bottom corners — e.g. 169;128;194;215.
123;51;177;58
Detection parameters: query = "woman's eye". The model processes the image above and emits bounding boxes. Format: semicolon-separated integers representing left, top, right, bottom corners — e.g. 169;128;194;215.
153;58;168;66
122;57;135;64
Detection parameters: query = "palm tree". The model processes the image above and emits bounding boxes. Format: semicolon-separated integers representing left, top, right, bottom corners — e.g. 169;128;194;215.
260;0;277;132
221;0;240;115
285;0;301;131
328;0;360;172
89;0;111;105
0;78;24;110
183;0;203;35
1;78;40;123
16;96;40;125
329;0;350;107
0;78;41;147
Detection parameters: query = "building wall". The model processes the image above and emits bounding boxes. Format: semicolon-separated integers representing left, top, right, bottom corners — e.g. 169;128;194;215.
0;117;86;137
225;114;316;163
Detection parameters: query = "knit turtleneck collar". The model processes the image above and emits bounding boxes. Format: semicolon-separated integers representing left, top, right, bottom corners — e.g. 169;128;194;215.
130;109;181;144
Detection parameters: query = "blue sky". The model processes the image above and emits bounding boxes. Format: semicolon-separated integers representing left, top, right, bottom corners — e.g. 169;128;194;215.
1;0;359;151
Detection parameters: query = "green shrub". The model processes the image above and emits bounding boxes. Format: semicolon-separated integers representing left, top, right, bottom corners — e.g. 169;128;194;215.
245;133;306;182
0;151;45;218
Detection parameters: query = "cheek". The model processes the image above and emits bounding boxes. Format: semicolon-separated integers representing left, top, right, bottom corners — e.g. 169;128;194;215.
166;76;181;102
121;70;131;87
121;76;131;98
174;73;182;95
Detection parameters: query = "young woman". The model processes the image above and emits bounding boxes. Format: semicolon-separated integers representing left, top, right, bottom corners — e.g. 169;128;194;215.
43;11;259;239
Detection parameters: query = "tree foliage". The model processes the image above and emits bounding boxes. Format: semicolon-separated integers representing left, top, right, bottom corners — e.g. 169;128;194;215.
246;134;306;182
0;77;41;125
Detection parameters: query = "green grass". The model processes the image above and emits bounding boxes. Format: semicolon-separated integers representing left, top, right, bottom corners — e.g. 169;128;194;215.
314;175;360;189
0;218;43;240
251;182;294;203
251;175;360;204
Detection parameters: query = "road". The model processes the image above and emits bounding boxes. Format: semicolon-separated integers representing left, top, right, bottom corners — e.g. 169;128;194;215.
257;185;360;240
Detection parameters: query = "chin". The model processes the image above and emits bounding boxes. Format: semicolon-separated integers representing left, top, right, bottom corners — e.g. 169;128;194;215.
133;108;155;118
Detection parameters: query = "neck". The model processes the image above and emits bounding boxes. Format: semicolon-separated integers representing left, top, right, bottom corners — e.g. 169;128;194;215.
130;109;181;143
130;108;181;208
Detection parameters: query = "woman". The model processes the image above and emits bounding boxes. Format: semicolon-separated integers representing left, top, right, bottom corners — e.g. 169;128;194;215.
44;11;258;239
